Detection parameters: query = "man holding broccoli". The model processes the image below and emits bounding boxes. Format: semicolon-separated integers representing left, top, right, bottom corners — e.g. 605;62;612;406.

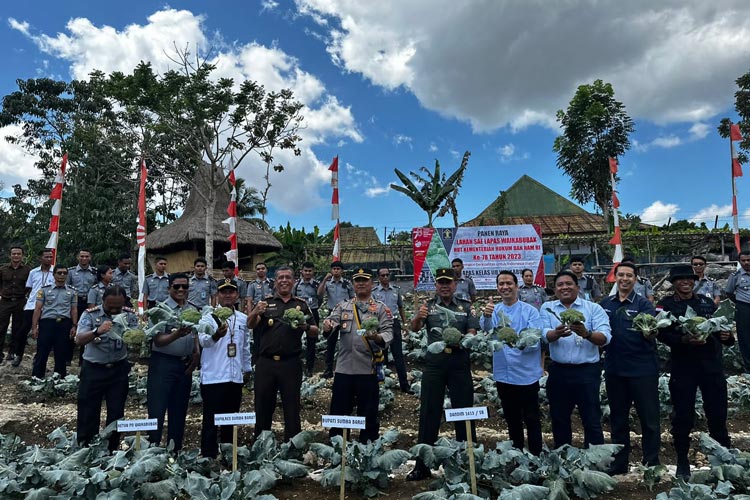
249;266;317;442
322;268;393;444
540;270;611;449
407;267;479;481
658;264;734;480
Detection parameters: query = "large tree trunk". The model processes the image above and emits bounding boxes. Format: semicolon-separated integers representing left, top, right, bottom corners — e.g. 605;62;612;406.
204;188;216;272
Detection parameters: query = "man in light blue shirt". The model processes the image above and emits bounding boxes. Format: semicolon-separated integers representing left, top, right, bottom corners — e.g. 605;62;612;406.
540;270;611;448
480;270;544;454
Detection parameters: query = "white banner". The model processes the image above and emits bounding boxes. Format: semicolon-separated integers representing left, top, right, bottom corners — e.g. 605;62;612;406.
445;407;489;422
214;412;256;426
321;415;366;429
117;418;158;432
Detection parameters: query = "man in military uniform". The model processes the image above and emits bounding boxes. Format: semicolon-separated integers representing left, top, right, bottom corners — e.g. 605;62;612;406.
218;261;247;310
112;253;137;301
147;273;203;451
451;258;477;302
249;266;317;442
18;249;55;367
692;255;721;306
0;244;31;364
569;256;602;301
31;264;78;379
142;256;169;309
660;264;734;480
725;250;750;372
76;286;136;450
323;268;393;443
198;279;249;458
407;268;479;481
318;261;354;378
372;267;410;392
248;262;275;364
518;268;547;309
293;262;322;376
188;257;217;308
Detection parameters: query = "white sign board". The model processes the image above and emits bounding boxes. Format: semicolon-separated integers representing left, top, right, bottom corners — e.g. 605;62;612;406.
445;407;489;422
214;412;256;426
321;415;366;429
117;418;158;432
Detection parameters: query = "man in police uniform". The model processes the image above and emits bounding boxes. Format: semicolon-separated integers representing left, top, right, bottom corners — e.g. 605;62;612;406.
112;253;137;301
323;268;393;443
66;249;98;312
249;266;317;442
198;279;249;458
146;273;203;451
248;262;275;365
372;267;410;392
188;257;217;308
218;261;247;309
692;255;721;306
407;268;479;481
660;264;734;480
0;244;31;364
142;256;169;309
569;256;602;301
31;264;78;379
293;262;322;376
76;286;136;450
725;250;750;372
451;258;477;302
318;261;354;378
518;268;547;309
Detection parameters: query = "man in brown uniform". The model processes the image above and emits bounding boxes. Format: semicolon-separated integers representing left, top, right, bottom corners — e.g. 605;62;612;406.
0;244;31;364
248;266;318;441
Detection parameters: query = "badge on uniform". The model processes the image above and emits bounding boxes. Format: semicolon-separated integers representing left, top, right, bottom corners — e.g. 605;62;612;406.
343;313;350;320
342;322;348;329
268;318;274;326
227;342;237;358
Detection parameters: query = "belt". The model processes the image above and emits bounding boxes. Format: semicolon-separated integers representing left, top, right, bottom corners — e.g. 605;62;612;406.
41;317;71;323
261;353;299;361
85;359;127;369
151;351;192;362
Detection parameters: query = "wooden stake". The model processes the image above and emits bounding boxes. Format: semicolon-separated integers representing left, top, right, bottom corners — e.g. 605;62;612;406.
465;421;477;495
340;428;347;500
232;426;238;472
135;431;141;451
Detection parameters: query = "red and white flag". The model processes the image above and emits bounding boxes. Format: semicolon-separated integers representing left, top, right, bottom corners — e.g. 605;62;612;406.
136;158;148;313
223;163;240;277
46;153;68;265
730;123;745;253
606;157;623;282
329;156;341;261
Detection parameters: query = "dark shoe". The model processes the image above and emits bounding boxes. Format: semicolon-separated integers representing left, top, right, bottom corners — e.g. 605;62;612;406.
322;370;333;379
406;465;431;481
675;461;691;481
400;384;413;394
11;356;21;367
606;465;628;476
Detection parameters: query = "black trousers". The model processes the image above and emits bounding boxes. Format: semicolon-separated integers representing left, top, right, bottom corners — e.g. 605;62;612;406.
417;350;476;446
12;309;34;358
329;373;380;443
325;328;339;372
547;362;604;448
669;366;730;458
68;297;88;363
32;318;71;378
0;298;25;358
735;301;750;371
77;359;130;450
147;351;193;451
496;381;543;455
383;319;409;389
605;373;660;469
254;356;302;441
305;308;321;372
200;382;243;458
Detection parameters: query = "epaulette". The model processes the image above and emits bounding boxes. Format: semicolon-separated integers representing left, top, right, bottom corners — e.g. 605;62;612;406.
456;297;472;304
731;269;741;276
393;284;401;289
706;276;716;281
583;274;595;279
123;306;135;313
187;301;199;308
67;266;76;271
312;279;320;287
41;284;53;288
86;305;102;313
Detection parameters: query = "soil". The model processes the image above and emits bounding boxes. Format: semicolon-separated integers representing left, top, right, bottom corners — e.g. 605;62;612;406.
1;350;749;500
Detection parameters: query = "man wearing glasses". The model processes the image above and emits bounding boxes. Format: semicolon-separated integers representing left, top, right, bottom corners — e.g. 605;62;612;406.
692;256;721;306
725;250;750;371
372;268;410;392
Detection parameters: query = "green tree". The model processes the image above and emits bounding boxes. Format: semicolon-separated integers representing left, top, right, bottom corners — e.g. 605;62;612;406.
266;223;326;270
718;68;750;164
234;177;268;231
389;151;470;227
553;79;634;230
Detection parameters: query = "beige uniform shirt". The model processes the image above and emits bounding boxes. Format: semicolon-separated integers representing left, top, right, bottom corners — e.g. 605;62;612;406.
327;297;393;375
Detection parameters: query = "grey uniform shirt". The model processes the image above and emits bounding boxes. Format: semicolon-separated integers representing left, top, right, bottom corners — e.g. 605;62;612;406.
725;269;750;304
78;306;137;364
87;282;111;307
455;276;477;301
325;278;354;309
372;284;403;320
518;284;547;309
577;274;602;301
327;297;393;375
36;284;77;319
66;265;97;299
150;297;199;357
143;273;170;303
112;269;137;298
294;279;321;309
695;277;721;300
188;275;217;307
248;278;274;305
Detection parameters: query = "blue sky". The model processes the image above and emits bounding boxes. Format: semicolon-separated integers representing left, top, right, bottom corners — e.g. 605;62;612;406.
1;0;750;241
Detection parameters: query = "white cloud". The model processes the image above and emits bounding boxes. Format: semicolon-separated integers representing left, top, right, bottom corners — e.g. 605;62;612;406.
343;162;389;198
640;201;680;226
498;143;515;159
393;134;413;148
296;1;750;132
689;204;732;224
0;124;42;186
365;186;389;197
261;0;279;11
8;9;362;214
428;142;437;152
651;135;682;148
689;122;711;140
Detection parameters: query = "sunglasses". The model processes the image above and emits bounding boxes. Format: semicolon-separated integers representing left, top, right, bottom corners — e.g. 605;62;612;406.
55;271;68;275
171;284;189;290
379;274;389;277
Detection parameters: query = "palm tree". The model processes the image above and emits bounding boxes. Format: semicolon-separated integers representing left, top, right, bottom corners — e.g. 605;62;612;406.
390;151;470;227
234;177;269;231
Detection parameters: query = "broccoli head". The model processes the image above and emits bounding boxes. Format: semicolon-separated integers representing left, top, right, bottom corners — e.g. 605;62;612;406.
362;317;380;333
442;327;463;346
123;329;146;349
495;326;518;346
180;309;202;324
214;307;234;321
559;309;585;325
282;308;307;329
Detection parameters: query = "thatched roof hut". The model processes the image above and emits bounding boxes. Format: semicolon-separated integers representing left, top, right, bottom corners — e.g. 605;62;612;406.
146;163;281;272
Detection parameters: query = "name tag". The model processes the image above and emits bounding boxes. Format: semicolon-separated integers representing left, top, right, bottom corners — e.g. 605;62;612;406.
214;412;256;425
445;406;489;422
117;419;158;432
321;415;366;429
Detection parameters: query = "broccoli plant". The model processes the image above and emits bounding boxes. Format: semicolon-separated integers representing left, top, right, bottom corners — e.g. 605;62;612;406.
23;374;80;397
281;307;308;329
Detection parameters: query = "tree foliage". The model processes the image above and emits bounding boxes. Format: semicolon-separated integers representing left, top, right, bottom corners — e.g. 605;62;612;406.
265;223;328;270
390;151;470;227
553;79;634;229
718;67;750;164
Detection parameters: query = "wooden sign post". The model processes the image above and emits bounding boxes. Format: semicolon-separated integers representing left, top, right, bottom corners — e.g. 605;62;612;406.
445;406;489;496
116;418;157;451
214;412;256;472
322;415;367;500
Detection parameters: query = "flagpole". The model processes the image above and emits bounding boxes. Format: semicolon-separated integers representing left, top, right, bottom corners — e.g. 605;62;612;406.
46;153;68;266
606;157;623;283
730;122;744;254
136;158;148;314
223;158;240;277
329;156;341;261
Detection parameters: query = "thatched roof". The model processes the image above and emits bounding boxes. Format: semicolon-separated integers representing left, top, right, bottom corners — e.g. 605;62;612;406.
146;163;281;255
340;227;399;268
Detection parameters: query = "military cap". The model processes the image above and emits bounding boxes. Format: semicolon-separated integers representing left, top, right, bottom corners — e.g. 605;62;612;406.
217;279;239;291
352;268;372;280
434;268;455;281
